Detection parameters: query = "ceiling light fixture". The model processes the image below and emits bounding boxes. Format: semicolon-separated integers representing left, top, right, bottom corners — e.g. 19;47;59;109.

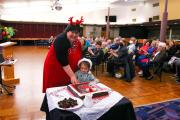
51;0;62;11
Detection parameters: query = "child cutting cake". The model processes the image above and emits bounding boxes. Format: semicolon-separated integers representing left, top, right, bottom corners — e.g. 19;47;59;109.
75;58;99;84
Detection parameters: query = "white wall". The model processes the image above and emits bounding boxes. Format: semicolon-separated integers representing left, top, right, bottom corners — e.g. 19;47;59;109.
0;0;159;25
127;0;160;23
97;0;160;24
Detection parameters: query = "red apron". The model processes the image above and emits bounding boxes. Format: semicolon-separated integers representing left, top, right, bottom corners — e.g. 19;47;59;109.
42;40;82;93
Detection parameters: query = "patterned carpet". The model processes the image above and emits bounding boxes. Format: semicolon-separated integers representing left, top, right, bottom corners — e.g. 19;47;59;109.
135;99;180;120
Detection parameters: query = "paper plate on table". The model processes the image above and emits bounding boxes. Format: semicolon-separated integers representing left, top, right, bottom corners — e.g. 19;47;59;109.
57;97;83;110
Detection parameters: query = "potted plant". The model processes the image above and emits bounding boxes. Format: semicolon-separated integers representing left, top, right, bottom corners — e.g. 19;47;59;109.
0;26;16;42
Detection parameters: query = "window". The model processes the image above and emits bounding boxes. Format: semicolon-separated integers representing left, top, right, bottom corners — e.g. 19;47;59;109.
153;3;159;7
153;15;160;20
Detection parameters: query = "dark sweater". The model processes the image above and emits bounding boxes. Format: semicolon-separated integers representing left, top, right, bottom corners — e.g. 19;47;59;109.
53;32;71;66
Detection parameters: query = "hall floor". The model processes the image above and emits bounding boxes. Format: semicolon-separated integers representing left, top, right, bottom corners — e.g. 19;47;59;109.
0;46;179;120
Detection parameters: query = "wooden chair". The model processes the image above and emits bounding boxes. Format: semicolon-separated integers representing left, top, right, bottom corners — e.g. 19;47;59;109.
153;62;164;82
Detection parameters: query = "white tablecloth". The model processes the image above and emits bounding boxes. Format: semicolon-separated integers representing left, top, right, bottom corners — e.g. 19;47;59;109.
46;83;123;120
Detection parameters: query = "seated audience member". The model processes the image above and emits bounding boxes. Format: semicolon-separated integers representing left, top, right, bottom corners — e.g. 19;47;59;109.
90;40;96;51
106;39;113;49
136;40;151;75
135;39;147;58
163;41;178;72
148;40;157;54
127;37;136;58
81;37;91;58
140;42;167;80
105;37;121;60
174;58;180;84
75;58;99;83
168;46;180;84
86;37;95;49
135;39;142;49
107;39;128;76
139;39;147;48
134;39;144;64
166;40;178;61
139;40;157;66
89;41;104;69
111;37;121;50
85;37;91;47
138;40;150;56
86;37;92;44
102;41;108;54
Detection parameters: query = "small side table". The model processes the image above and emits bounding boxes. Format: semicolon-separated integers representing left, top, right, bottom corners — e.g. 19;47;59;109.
0;59;17;95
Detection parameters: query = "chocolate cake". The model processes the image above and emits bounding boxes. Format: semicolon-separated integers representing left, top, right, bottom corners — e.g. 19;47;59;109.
58;98;78;108
67;83;109;99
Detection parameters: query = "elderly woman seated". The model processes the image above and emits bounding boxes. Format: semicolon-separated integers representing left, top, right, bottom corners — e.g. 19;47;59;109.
137;41;157;67
139;42;167;80
136;40;151;75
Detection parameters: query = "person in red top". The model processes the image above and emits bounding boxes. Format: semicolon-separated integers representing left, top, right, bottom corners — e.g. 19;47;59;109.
42;17;83;93
136;40;150;75
138;40;150;55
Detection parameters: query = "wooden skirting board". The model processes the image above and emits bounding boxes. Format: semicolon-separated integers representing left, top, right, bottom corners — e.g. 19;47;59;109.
11;38;49;41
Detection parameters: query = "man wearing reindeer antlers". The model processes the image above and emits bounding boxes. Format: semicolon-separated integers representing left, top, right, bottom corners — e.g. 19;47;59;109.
42;17;84;93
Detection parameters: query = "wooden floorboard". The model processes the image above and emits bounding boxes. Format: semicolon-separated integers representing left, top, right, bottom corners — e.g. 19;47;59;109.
0;46;179;119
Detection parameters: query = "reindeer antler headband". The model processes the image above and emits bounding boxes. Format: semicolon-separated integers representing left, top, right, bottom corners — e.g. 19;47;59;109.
68;16;84;25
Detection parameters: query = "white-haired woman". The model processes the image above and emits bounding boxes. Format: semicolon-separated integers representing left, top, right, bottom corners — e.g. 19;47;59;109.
140;42;167;80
